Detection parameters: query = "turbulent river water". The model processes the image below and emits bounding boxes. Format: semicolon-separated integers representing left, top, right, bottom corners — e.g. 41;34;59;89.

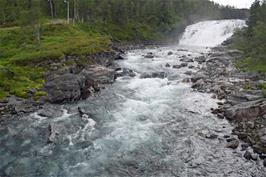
1;20;266;177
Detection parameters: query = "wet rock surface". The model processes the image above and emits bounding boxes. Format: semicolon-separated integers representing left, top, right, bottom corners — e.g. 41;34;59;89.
191;45;266;162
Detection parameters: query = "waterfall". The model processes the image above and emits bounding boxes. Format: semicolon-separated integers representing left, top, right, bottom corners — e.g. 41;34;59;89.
179;19;246;47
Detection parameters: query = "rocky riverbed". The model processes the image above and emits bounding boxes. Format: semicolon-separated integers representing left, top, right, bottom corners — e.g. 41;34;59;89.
190;45;266;165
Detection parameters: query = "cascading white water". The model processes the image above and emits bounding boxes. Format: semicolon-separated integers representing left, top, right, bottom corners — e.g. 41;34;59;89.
179;20;246;47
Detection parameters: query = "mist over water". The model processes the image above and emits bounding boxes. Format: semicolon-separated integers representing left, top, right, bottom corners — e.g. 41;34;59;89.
1;20;265;177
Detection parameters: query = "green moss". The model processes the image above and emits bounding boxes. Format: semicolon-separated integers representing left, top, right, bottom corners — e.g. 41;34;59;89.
262;89;266;98
34;91;48;101
243;83;252;90
0;90;8;101
235;57;266;74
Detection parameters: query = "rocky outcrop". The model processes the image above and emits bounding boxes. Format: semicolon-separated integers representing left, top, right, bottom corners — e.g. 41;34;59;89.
45;65;115;103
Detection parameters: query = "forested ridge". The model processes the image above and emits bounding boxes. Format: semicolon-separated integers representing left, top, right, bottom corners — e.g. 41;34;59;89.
0;0;248;40
0;0;248;100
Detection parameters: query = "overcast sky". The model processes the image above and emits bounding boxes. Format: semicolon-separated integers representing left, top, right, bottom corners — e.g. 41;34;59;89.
211;0;255;8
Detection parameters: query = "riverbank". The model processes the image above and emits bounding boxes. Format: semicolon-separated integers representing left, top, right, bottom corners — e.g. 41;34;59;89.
0;21;166;122
190;44;266;166
0;38;162;124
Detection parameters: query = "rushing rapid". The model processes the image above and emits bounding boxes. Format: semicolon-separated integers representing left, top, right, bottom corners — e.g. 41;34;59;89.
0;20;265;177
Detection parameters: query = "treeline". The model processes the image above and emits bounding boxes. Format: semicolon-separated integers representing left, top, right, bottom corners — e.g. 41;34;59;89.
233;0;266;73
0;0;248;36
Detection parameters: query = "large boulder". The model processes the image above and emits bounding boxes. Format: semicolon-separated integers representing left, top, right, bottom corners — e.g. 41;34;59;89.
45;65;114;103
44;74;83;103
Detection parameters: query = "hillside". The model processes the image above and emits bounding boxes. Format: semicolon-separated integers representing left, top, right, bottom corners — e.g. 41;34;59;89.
0;0;248;100
231;0;266;92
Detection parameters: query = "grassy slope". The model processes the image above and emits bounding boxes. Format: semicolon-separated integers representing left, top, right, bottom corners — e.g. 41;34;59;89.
0;20;165;101
0;23;111;100
231;28;266;95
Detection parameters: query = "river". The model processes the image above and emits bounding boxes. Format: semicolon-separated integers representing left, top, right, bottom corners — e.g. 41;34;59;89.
0;20;265;177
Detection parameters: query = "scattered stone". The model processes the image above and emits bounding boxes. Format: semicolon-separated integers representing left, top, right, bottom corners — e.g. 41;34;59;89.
48;123;65;144
244;150;252;160
37;106;63;118
144;52;154;58
182;78;191;83
181;63;188;67
114;54;124;60
165;63;171;67
115;68;136;79
168;51;173;55
206;134;218;139
251;153;258;161
226;138;239;149
184;71;193;75
192;79;204;89
224;135;231;139
194;56;206;64
173;63;188;69
180;58;194;62
241;143;249;151
140;72;167;79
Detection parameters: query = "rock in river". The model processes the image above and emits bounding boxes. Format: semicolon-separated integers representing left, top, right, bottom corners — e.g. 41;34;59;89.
226;138;239;149
144;52;155;58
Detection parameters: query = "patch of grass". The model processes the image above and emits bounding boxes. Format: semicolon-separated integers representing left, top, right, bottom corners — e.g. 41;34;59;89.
235;57;266;74
0;90;8;101
258;83;266;98
34;91;48;101
0;23;111;100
